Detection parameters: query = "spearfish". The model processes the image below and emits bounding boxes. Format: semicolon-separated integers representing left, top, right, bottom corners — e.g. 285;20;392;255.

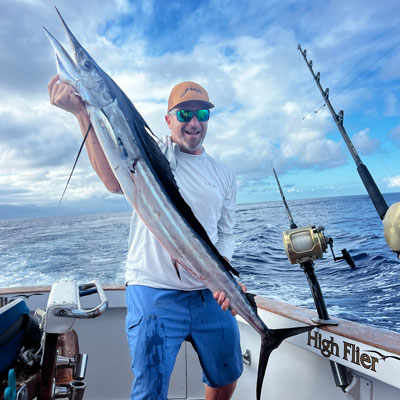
44;9;321;399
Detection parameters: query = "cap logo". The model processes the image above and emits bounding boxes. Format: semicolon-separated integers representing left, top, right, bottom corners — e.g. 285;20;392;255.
180;87;202;98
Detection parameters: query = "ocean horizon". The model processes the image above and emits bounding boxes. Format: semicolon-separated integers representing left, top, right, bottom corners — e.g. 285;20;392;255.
1;192;400;333
2;191;399;221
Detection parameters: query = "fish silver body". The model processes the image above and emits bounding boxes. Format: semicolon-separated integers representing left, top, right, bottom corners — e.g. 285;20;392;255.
89;99;267;336
44;9;319;399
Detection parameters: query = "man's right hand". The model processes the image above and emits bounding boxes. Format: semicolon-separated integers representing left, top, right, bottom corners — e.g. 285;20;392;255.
48;74;85;116
47;74;122;193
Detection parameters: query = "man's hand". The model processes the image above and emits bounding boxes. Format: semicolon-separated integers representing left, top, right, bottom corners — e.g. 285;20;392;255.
48;74;85;116
47;75;122;194
213;282;247;316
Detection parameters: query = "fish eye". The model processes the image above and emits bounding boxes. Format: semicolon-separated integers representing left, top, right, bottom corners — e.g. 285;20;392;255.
82;59;93;71
103;91;111;101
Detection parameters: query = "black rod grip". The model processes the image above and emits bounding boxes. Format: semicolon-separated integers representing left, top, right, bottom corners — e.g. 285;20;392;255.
357;164;388;220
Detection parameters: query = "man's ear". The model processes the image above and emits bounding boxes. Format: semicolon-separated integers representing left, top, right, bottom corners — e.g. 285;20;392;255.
165;114;173;128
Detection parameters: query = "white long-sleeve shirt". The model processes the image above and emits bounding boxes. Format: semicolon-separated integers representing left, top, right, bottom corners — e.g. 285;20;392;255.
125;136;237;290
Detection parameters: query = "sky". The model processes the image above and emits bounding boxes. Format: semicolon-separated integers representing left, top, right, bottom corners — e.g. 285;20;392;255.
1;0;400;219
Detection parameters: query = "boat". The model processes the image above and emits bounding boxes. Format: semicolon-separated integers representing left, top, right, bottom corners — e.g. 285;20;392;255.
1;280;399;399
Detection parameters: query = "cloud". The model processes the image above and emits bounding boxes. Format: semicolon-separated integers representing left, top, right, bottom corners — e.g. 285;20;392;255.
384;93;400;117
1;0;400;212
383;175;400;188
279;110;346;169
380;51;400;81
351;128;380;155
389;124;400;141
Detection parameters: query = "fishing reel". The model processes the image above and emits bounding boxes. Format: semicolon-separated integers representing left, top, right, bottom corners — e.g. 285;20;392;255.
283;225;327;264
283;225;355;268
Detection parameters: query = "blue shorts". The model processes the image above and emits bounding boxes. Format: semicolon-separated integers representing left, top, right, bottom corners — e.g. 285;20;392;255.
125;285;243;399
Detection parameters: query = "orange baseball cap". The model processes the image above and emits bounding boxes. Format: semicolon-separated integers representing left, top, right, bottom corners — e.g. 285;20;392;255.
167;81;214;112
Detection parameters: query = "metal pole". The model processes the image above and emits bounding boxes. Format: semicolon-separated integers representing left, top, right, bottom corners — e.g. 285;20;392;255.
300;260;351;391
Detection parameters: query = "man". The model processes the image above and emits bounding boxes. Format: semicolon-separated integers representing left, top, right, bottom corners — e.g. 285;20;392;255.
48;77;244;399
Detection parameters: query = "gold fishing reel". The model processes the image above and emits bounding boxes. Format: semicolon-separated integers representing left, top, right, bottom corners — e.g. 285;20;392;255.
283;225;328;264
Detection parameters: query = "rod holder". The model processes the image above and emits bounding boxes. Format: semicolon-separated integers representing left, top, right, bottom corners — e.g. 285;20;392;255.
54;381;86;400
70;380;86;400
299;260;354;391
54;385;68;398
57;353;88;380
73;353;88;380
300;260;338;325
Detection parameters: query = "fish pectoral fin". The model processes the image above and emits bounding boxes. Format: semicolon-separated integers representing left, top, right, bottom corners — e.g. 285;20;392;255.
171;258;182;280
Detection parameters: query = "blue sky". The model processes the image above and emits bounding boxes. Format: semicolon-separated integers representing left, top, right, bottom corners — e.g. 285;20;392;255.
1;0;400;218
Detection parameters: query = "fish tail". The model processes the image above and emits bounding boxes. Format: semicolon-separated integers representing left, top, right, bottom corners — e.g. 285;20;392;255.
256;337;274;400
256;324;320;400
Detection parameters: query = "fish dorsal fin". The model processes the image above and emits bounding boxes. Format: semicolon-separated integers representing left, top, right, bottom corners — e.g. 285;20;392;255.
138;122;240;277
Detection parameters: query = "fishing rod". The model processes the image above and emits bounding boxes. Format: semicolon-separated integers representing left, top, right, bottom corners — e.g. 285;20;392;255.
273;168;355;270
272;168;297;229
273;169;355;392
298;44;389;221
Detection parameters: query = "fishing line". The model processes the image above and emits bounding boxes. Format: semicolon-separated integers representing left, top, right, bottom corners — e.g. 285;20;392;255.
58;122;92;208
299;21;400;122
330;21;400;99
281;95;328;156
344;118;400;188
301;104;326;121
286;22;400;169
280;52;327;154
296;48;326;121
330;37;400;105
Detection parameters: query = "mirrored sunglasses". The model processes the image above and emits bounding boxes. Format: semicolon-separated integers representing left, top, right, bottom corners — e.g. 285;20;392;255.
168;109;210;122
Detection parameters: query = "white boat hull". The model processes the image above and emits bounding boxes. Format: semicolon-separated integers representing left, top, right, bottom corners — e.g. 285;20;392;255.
1;285;399;399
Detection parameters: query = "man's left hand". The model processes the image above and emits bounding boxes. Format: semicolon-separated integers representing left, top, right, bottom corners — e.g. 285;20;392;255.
213;282;247;316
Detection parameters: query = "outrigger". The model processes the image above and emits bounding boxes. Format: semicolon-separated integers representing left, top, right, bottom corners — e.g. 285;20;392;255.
297;44;389;222
297;44;400;262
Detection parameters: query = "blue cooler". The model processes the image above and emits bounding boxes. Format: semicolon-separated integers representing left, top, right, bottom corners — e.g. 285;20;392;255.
0;299;30;374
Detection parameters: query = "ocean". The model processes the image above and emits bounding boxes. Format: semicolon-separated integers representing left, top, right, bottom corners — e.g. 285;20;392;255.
1;193;400;333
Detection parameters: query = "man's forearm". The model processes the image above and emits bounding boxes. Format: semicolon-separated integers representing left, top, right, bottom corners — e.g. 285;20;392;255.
48;75;122;194
75;109;122;194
